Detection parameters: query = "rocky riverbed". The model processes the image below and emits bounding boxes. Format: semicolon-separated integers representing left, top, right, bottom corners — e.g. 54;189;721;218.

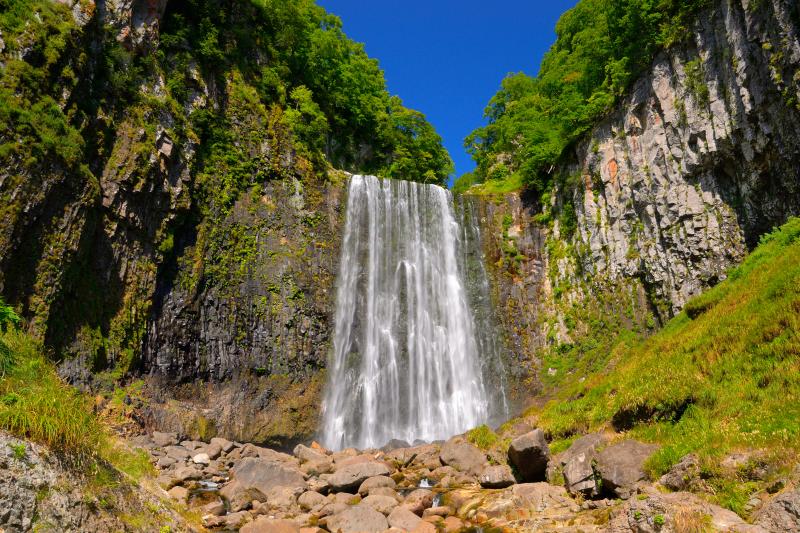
128;428;800;533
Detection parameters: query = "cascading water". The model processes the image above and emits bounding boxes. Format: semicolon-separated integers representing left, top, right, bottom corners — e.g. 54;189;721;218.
320;175;507;450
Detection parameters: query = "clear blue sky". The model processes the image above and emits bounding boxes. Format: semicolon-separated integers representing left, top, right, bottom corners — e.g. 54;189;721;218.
316;0;577;186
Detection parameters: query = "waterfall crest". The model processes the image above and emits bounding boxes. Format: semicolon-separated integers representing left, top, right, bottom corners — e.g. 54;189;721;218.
321;175;506;450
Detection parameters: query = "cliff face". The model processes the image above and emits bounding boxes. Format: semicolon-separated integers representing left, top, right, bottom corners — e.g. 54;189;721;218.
476;0;800;392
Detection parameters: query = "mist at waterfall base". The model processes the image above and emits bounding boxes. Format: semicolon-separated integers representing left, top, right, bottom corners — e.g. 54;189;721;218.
321;175;508;450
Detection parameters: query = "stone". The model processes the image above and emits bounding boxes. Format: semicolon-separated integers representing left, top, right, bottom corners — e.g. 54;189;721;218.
301;458;334;476
361;494;399;515
329;461;391;492
240;517;301;533
507;429;550;482
164;445;192;461
754;488;800;531
200;499;225;516
659;453;701;491
173;465;203;483
324;505;389;533
192;453;210;465
210;437;235;453
403;488;434;516
439;437;487;475
423;506;450;517
562;452;599;497
368;487;402;501
231;457;307;493
358;475;396;496
152;431;179;447
411;521;437;533
596;440;659;498
202;442;223;460
167;485;189;501
156;456;176;469
298;490;327;511
294;443;327;463
479;465;515;488
442;516;464;532
388;506;423;530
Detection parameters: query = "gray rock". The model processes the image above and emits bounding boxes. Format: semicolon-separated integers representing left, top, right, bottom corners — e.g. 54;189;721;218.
294;443;327;463
167;485;189;502
173;465;203;483
192;452;210;465
152;431;179;447
479;465;516;488
156;455;176;469
659;453;701;491
388;506;423;530
210;437;235;453
240;516;300;533
508;429;550;482
754;488;800;532
358;475;397;496
325;505;389;533
596;440;659;498
439;437;487;475
329;461;391;492
562;452;599;497
369;486;402;501
164;445;192;461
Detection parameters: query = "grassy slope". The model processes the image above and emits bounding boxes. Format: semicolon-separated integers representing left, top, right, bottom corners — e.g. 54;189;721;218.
524;217;800;513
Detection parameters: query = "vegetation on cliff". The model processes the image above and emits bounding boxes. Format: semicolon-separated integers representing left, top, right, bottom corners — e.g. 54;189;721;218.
457;0;708;195
530;217;800;513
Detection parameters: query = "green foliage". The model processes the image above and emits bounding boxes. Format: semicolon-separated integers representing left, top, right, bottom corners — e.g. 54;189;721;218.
0;330;106;462
10;442;26;460
465;0;709;194
466;424;499;450
535;218;800;512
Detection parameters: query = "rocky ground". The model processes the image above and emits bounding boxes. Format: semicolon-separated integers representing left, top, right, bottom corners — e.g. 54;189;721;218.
126;427;800;533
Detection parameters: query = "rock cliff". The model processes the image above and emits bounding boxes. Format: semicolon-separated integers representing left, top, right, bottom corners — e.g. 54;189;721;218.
474;0;800;390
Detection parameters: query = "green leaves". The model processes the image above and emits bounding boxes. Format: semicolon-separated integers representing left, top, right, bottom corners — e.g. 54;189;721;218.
465;0;708;195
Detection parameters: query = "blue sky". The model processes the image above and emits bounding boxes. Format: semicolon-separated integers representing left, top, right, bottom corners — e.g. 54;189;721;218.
316;0;577;185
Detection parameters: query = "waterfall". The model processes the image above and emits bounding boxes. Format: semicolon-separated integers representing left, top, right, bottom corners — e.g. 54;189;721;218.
320;175;507;450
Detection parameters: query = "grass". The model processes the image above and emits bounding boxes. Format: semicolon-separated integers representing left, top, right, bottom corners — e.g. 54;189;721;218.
0;330;106;463
527;217;800;513
467;424;500;450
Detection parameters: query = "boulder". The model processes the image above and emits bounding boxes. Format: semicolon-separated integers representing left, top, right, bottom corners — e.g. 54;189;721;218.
361;494;399;515
562;452;599;497
507;429;550;482
358;475;397;496
369;487;402;501
200;499;226;516
298;491;327;511
442;516;465;532
231;457;306;493
659;453;701;491
403;489;434;516
388;506;423;530
754;488;800;531
439;437;486;475
192;453;210;465
294;443;328;463
324;505;389;533
167;485;188;502
202;442;223;460
210;436;236;453
173;465;203;483
479;465;515;489
156;456;176;469
165;445;192;461
422;506;450;518
596;440;659;499
329;461;391;492
152;431;179;447
240;517;301;533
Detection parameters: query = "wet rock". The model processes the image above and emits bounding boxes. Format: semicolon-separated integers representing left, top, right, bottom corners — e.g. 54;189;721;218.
754;488;800;531
479;465;515;488
388;506;423;530
329;461;391;492
358;475;397;496
439;437;487;475
507;429;550;481
596;440;659;499
403;488;434;516
324;505;389;533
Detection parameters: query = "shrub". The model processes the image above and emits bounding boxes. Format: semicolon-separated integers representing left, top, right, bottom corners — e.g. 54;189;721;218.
467;424;499;450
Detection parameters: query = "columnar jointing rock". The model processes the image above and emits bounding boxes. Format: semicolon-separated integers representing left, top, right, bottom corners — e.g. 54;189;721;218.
321;175;507;449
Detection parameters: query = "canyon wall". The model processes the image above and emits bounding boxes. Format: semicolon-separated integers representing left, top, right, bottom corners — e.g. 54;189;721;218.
476;0;800;392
